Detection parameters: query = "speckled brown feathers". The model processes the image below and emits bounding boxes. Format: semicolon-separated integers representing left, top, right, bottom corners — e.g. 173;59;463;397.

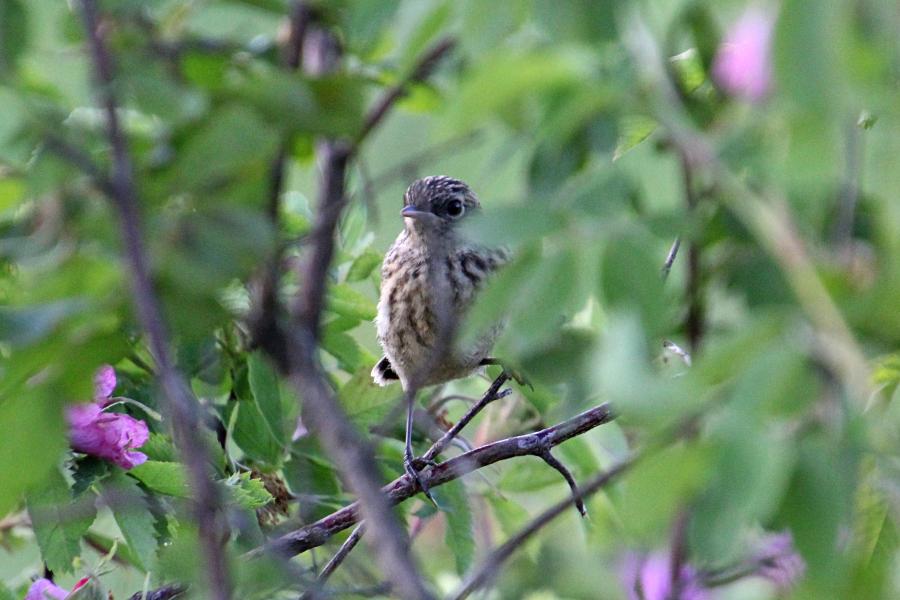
372;176;507;389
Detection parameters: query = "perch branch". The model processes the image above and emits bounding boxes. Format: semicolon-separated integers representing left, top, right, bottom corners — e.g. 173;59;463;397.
77;2;231;598
251;402;614;559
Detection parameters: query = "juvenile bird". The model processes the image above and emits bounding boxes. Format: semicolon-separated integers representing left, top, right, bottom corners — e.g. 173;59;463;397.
372;176;508;496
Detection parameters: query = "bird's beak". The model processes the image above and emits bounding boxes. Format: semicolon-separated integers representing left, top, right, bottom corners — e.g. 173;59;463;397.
401;206;428;219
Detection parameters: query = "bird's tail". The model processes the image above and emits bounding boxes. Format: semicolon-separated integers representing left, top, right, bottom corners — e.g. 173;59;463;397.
371;355;399;386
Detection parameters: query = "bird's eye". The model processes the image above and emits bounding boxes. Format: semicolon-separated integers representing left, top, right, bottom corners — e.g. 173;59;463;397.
446;199;464;218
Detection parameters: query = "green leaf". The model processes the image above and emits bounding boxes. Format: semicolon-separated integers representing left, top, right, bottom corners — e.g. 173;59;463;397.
0;300;86;347
0;391;66;517
27;467;96;574
613;443;711;543
71;457;110;497
0;581;15;600
104;470;158;571
338;368;401;427
599;230;672;338
321;329;377;373
613;115;656;161
140;433;177;463
248;352;286;445
0;0;27;78
225;472;274;510
346;250;383;282
326;284;378;321
173;104;280;191
128;461;191;498
434;479;475;574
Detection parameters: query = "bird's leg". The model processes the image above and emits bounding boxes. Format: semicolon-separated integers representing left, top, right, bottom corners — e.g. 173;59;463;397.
403;388;437;505
479;357;532;389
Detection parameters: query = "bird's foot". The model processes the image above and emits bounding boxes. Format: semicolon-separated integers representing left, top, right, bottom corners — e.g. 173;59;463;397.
404;448;437;506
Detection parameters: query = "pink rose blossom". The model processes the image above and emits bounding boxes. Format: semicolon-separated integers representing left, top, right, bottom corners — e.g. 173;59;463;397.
24;578;68;600
92;364;117;405
712;6;776;102
66;365;148;470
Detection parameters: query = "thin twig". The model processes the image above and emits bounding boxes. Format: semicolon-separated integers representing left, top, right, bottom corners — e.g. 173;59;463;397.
678;153;704;353
661;236;681;280
300;523;366;600
832;115;863;250
43;135;115;198
421;372;510;462
448;457;636;600
537;449;586;516
353;38;456;150
267;23;451;600
77;2;231;598
251;402;615;559
623;13;870;398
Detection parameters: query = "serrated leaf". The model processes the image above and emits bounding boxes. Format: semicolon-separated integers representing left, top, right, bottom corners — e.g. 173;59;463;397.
326;284;378;321
140;433;177;463
71;457;109;497
434;479;475;574
27;467;96;574
226;472;274;510
337;368;402;427
128;461;191;498
104;470;158;571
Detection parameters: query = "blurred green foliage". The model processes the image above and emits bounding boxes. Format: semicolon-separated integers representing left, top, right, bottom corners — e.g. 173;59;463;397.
1;0;900;599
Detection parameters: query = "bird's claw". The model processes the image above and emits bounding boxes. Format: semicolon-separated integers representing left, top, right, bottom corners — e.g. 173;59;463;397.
404;451;437;506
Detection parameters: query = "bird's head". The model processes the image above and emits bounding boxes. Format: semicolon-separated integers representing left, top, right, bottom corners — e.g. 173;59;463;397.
401;176;480;241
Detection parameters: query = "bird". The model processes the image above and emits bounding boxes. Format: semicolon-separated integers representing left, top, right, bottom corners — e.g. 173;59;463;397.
372;175;509;499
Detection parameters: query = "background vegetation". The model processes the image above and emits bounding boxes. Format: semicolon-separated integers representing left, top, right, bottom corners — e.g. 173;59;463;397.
1;0;899;599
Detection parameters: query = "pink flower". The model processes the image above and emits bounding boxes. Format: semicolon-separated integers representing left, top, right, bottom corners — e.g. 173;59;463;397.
752;531;805;589
621;552;709;600
93;364;117;405
24;578;68;600
712;6;776;103
66;366;148;470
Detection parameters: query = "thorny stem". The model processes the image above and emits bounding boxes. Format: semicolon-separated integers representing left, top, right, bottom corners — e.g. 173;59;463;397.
77;2;232;599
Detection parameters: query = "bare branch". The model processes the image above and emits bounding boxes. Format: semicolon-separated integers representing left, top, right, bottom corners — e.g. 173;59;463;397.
77;2;231;598
448;456;636;600
252;402;614;559
300;523;366;600
661;236;681;280
421;372;510;463
678;153;704;353
537;449;586;516
353;38;456;150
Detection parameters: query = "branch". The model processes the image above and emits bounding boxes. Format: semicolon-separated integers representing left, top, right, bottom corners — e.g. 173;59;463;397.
623;13;870;399
267;21;444;600
77;2;231;599
353;38;456;151
447;456;635;600
127;584;188;600
300;523;366;600
421;372;510;463
253;402;614;559
678;153;704;353
661;236;681;280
